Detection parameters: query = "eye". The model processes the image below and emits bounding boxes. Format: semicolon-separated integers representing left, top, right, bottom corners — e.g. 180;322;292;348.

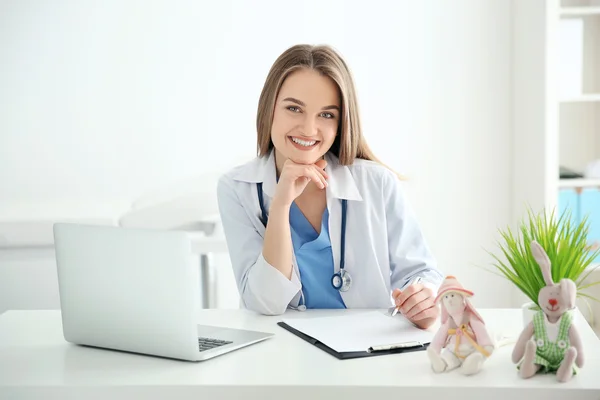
451;294;454;297
287;106;301;113
320;112;335;119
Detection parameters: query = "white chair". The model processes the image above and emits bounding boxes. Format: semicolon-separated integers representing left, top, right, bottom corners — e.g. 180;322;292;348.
0;172;232;312
117;172;228;309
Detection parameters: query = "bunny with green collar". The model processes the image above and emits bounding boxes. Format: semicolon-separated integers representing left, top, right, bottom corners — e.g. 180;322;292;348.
512;240;585;382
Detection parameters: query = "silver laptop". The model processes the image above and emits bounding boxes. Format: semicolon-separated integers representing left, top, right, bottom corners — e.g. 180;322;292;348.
53;223;273;361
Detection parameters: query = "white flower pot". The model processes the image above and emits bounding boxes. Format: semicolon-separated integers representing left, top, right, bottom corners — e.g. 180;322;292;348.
521;302;539;328
521;301;578;328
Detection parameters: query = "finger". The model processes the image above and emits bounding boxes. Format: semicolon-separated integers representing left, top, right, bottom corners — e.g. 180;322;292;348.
392;288;402;300
311;163;329;182
400;290;428;315
403;287;435;316
306;167;326;189
309;166;328;189
314;159;327;169
405;296;433;319
314;160;329;179
298;176;311;186
315;165;329;180
401;286;434;311
396;284;422;306
408;305;438;322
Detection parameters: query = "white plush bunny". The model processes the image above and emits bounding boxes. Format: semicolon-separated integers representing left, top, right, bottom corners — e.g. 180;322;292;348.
426;276;494;376
511;240;585;382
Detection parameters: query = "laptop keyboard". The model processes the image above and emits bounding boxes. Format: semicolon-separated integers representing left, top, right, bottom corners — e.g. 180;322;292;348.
198;337;233;352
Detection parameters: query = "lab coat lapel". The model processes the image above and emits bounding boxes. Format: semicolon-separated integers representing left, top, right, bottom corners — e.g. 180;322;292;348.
231;149;277;197
324;153;362;202
261;151;277;198
231;150;278;227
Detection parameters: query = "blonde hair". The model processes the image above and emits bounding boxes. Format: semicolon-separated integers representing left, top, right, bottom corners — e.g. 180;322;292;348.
256;44;396;174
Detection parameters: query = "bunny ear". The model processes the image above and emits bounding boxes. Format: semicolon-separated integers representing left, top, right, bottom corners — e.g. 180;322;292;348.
531;240;553;285
559;279;577;309
440;303;448;324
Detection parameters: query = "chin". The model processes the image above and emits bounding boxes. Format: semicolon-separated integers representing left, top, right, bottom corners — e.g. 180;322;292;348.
288;152;323;165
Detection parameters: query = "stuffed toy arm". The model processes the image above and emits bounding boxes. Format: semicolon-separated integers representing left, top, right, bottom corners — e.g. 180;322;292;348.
468;317;494;355
429;320;449;353
469;318;492;344
512;321;534;364
568;325;585;368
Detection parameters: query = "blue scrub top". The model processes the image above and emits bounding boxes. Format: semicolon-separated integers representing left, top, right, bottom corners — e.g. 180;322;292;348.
289;202;346;309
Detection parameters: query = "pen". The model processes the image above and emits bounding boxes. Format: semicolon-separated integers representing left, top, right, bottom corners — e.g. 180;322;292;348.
367;341;424;353
391;276;423;317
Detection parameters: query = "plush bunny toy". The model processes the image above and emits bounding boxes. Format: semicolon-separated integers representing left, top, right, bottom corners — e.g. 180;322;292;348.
427;276;494;375
512;240;584;382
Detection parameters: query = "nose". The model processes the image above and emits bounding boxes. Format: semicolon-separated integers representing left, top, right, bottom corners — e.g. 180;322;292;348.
549;298;557;306
303;117;318;136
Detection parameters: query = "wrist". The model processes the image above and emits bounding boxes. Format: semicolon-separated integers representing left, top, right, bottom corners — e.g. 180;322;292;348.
269;197;291;214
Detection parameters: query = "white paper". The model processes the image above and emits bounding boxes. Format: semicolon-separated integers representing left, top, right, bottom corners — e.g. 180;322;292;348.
282;311;435;353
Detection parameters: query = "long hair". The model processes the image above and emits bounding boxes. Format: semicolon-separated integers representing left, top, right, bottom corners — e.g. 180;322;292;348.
255;44;396;173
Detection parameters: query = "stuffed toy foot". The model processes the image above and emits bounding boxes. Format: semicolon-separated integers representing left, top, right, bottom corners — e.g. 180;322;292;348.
519;339;541;379
461;353;485;376
427;347;447;373
441;349;461;372
556;347;577;383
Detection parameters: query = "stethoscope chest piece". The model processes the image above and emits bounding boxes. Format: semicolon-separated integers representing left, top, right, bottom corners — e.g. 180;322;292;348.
331;268;352;292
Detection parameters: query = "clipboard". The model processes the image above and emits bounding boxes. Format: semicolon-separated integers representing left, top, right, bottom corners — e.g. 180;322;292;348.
277;313;431;360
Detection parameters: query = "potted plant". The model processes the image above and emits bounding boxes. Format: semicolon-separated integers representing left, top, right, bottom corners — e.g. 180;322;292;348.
486;206;600;327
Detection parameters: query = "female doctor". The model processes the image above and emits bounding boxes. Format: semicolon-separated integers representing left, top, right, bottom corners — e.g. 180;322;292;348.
217;44;444;329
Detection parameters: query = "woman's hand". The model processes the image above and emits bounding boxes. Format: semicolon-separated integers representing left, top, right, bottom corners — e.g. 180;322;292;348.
272;158;328;207
392;284;439;329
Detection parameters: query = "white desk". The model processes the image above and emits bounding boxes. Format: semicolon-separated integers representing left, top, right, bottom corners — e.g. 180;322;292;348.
1;308;599;400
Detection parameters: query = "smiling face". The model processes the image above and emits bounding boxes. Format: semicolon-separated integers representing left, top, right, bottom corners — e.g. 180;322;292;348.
538;284;568;320
270;68;341;170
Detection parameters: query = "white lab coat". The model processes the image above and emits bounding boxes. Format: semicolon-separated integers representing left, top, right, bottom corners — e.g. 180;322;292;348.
216;149;444;315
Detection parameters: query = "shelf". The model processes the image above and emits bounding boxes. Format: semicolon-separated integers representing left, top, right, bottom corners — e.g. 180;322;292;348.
559;178;600;188
586;263;600;274
560;94;600;103
560;6;600;16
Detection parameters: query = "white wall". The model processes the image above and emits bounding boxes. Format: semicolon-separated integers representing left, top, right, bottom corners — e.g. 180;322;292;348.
0;0;514;311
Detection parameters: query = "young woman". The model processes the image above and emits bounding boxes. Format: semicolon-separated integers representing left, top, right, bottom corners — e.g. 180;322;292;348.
217;44;443;328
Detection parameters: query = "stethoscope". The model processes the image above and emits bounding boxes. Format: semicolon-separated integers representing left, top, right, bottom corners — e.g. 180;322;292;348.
256;182;352;293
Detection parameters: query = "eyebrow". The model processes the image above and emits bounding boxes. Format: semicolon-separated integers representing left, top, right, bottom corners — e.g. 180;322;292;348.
283;97;340;112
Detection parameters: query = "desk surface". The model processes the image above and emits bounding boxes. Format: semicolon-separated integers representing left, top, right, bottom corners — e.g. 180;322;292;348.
1;308;599;400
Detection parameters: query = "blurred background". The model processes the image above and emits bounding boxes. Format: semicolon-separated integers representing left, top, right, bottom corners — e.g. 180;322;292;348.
1;0;599;329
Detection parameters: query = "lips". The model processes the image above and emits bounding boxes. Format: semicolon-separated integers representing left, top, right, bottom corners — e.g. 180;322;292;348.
546;305;559;312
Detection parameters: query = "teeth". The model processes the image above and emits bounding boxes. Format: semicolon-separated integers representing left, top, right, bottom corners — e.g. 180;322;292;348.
291;137;316;147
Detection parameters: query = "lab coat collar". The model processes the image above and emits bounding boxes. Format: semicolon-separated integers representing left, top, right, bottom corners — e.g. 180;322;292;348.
231;149;363;201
